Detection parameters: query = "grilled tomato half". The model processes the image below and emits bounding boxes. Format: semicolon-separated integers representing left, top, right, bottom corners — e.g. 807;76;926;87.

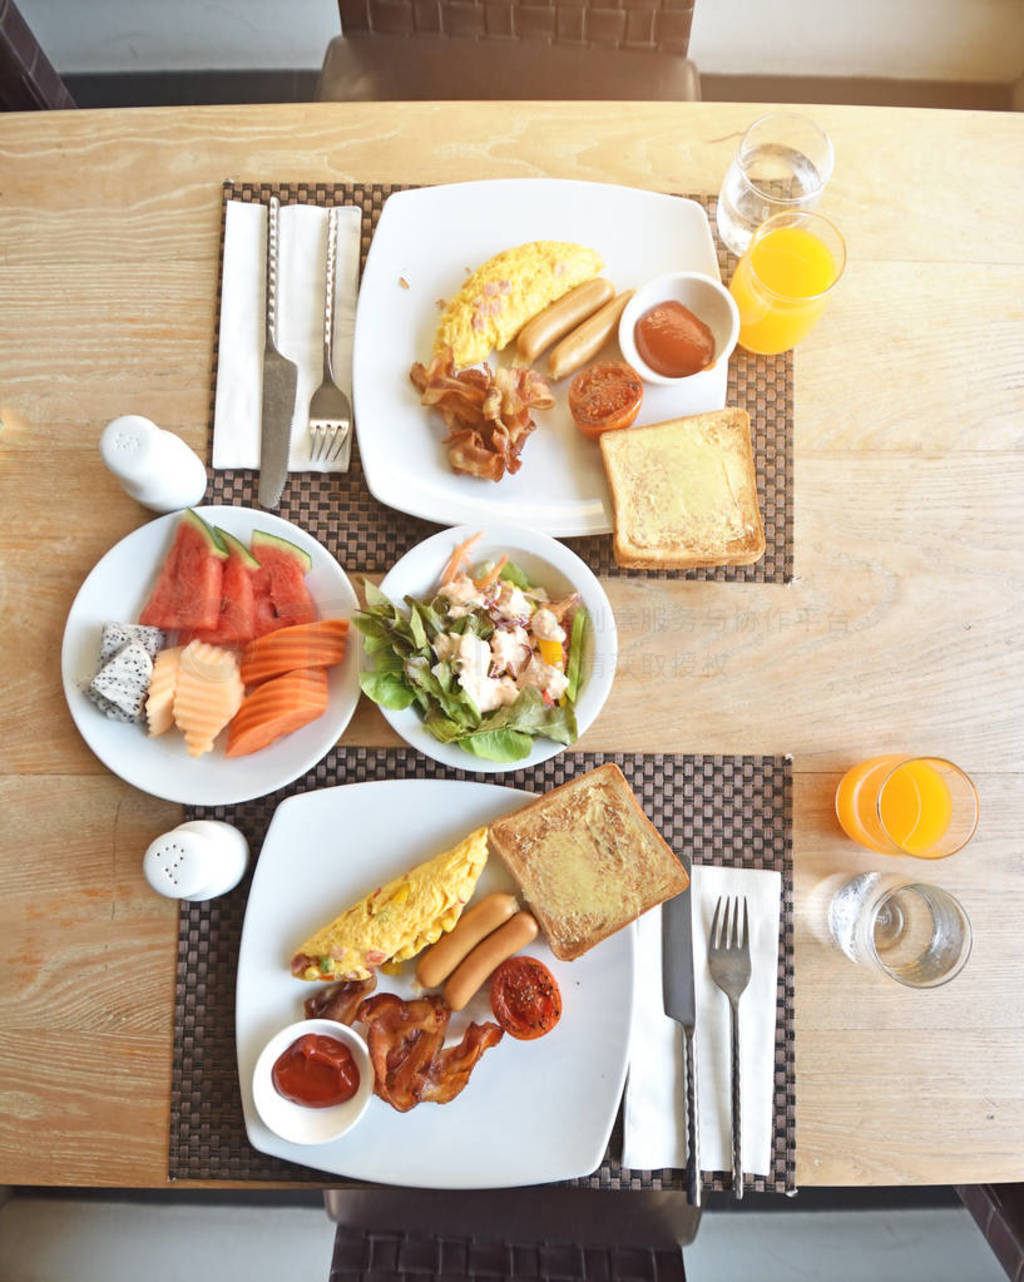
489;956;563;1040
568;361;643;439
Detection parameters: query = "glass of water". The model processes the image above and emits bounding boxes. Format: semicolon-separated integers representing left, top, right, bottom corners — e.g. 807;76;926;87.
828;873;973;988
716;113;835;257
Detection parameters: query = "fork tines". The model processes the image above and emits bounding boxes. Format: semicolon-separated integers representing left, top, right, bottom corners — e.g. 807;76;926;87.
310;422;349;464
710;895;750;951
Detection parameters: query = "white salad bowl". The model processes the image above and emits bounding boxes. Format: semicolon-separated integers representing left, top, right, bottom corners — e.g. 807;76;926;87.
252;1018;373;1146
366;526;617;772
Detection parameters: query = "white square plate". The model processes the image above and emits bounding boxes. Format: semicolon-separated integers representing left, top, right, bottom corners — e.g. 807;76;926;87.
354;179;725;536
236;779;635;1187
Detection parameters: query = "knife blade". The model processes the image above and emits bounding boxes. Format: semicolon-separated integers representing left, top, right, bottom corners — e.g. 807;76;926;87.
662;857;701;1209
258;196;298;510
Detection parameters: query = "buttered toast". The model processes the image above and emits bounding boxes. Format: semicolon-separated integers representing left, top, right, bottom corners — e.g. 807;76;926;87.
599;408;766;570
487;764;689;961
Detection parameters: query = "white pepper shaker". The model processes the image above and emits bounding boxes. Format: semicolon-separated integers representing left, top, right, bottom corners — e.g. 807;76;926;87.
143;819;250;901
100;414;208;513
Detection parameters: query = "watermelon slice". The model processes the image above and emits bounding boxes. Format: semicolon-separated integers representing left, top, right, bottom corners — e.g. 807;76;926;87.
250;530;317;636
177;529;261;646
139;510;227;632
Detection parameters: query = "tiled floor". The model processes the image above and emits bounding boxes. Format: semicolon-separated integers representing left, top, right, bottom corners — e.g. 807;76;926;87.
0;1196;1006;1281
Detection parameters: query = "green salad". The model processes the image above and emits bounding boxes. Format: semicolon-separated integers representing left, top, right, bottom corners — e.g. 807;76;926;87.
354;537;588;763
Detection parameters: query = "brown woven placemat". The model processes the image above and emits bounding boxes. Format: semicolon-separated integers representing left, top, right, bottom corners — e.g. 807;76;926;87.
208;181;793;583
171;751;794;1193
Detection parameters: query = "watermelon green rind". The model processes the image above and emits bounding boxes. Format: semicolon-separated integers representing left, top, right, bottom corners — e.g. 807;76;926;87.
185;508;228;558
215;528;261;570
251;529;313;574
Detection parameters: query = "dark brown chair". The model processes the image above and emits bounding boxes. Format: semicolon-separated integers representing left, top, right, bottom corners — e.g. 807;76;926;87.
0;0;75;109
317;0;700;102
957;1184;1024;1280
325;1188;697;1280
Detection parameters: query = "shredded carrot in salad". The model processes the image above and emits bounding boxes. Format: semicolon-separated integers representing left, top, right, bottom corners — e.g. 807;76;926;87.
474;555;508;590
440;532;483;585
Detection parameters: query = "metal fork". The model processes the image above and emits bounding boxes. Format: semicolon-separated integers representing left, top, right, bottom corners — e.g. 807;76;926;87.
708;895;751;1199
309;206;353;469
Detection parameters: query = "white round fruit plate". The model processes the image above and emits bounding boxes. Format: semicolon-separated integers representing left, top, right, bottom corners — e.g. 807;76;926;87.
61;505;360;806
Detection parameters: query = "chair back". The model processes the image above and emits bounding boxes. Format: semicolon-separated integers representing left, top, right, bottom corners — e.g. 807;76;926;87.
336;0;695;56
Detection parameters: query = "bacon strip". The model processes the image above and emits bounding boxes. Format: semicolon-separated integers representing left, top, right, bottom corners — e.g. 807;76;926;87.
420;1021;505;1105
410;349;554;482
355;992;503;1112
303;975;377;1025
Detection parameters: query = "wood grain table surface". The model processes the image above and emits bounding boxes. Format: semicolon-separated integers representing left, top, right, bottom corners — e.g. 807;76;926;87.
0;101;1021;1189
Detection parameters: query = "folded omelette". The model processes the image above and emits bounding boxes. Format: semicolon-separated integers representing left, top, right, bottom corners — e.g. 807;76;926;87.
291;828;488;982
435;241;604;369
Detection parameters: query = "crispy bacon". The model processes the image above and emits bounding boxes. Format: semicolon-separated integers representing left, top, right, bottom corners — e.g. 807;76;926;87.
355;992;504;1112
357;994;449;1113
420;1021;505;1105
410;348;554;482
303;975;377;1025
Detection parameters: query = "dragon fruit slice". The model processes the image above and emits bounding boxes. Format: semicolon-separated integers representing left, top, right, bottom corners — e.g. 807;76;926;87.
98;622;168;664
87;640;154;723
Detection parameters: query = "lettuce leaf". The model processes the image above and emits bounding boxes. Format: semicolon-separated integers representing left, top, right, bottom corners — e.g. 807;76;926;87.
358;671;416;710
457;729;534;762
565;606;589;704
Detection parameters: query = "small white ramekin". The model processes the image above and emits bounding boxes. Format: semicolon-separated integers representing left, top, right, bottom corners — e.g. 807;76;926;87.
618;271;740;388
252;1018;373;1146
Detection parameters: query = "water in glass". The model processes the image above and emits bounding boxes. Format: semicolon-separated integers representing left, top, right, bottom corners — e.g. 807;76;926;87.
828;874;972;987
717;143;827;257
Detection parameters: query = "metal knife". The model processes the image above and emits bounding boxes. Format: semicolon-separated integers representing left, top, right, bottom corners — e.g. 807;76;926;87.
257;195;298;510
662;858;701;1209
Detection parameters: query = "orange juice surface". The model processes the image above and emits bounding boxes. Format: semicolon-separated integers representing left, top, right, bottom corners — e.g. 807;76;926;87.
879;760;953;856
836;756;954;856
730;226;838;355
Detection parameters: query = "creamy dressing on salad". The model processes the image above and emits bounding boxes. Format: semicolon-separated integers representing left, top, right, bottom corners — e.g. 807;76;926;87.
435;572;574;714
355;547;587;763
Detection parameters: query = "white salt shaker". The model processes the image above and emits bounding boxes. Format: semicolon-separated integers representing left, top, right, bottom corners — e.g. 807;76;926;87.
100;414;208;513
143;819;250;901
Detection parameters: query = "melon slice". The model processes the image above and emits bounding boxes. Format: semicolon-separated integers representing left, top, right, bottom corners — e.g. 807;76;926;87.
250;530;317;637
178;529;261;646
146;645;182;737
139;509;227;632
172;640;244;758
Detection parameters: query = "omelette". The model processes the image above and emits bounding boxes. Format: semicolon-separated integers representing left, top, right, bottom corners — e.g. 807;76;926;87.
435;241;604;369
291;828;488;982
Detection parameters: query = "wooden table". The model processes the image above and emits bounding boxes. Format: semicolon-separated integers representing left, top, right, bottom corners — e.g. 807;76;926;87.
1;101;1021;1190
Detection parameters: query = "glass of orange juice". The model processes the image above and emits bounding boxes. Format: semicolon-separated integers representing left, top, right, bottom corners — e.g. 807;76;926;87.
728;210;845;355
835;755;979;859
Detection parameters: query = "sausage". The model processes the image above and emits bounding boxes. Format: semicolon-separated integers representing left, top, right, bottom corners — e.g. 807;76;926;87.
415;892;519;989
443;911;540;1012
515;278;615;363
547;289;636;382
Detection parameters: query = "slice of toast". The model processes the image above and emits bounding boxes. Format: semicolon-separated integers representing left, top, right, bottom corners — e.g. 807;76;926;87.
599;408;766;570
487;763;689;961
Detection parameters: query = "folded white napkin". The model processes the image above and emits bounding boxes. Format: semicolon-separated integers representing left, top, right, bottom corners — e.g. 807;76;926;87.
212;200;361;473
623;864;782;1176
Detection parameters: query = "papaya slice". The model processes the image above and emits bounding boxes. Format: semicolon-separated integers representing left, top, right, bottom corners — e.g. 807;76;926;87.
225;668;329;758
239;619;348;687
